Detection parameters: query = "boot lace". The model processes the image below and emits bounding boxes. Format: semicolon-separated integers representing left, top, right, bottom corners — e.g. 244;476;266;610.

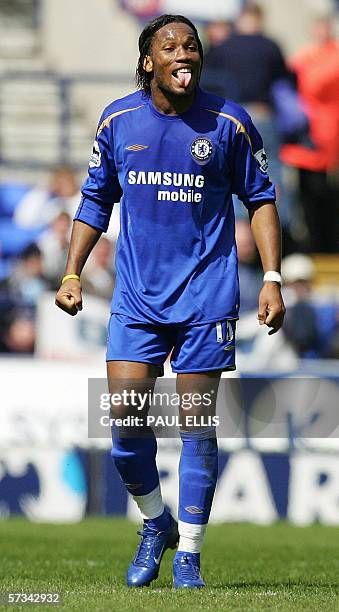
177;555;199;579
134;529;160;566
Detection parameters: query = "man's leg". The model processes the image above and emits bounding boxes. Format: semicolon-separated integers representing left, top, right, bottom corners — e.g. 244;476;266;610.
108;361;178;586
108;361;163;518
173;371;221;588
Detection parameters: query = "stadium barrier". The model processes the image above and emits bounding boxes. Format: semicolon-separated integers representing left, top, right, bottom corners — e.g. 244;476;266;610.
0;71;133;171
1;355;338;525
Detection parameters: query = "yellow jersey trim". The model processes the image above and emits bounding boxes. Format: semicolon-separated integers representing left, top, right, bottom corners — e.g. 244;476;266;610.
97;105;145;136
203;108;253;150
126;144;149;151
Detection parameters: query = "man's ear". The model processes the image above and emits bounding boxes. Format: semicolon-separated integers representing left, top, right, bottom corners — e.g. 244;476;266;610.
143;55;153;73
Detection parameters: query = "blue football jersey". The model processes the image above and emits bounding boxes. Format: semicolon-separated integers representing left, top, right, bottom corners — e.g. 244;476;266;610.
74;88;276;324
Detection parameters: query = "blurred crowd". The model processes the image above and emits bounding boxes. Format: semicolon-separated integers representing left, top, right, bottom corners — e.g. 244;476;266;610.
0;166;116;353
201;3;339;254
0;2;338;359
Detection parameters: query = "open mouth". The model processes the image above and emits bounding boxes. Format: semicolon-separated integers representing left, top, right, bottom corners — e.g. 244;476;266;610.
172;67;193;88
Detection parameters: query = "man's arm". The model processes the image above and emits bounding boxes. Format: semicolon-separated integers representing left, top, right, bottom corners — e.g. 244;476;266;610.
55;104;122;316
55;220;101;316
249;202;285;334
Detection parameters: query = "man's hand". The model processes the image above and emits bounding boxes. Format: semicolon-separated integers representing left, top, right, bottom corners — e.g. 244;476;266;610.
54;220;102;316
258;282;285;335
55;278;83;316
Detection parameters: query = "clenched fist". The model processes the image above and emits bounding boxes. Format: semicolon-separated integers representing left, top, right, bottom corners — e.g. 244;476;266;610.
55;278;83;316
257;281;285;335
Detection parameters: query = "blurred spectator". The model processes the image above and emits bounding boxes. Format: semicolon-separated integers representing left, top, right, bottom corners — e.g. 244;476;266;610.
201;3;288;225
205;20;233;49
8;243;48;313
81;237;115;301
38;212;71;289
236;219;262;313
281;16;339;253
202;3;287;105
0;316;35;354
201;20;236;99
282;253;338;359
282;254;319;357
0;243;48;353
14;166;80;229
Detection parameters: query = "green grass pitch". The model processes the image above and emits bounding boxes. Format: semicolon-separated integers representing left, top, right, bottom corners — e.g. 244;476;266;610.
0;518;338;611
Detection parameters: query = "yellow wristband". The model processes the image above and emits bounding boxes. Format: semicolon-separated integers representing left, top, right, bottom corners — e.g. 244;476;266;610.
62;274;80;284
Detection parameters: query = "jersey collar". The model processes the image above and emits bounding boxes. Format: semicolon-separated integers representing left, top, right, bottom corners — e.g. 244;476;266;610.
147;88;202;121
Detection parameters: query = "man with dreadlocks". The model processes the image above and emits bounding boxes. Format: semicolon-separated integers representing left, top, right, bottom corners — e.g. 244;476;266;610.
56;14;285;588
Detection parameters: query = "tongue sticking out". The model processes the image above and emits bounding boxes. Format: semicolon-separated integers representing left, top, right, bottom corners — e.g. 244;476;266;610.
177;72;192;88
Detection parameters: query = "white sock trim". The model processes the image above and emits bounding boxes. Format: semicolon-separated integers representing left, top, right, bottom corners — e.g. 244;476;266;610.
132;485;164;520
178;520;207;553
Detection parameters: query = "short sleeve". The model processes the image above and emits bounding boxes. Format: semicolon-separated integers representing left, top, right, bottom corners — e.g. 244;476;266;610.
74;111;122;232
230;116;276;208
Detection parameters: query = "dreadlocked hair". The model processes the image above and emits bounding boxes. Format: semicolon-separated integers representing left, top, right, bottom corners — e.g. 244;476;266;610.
136;14;203;96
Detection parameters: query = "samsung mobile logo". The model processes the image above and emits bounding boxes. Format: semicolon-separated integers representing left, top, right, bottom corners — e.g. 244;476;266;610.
128;171;205;188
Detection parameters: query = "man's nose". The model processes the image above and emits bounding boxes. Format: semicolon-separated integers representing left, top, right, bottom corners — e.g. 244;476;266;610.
176;46;190;62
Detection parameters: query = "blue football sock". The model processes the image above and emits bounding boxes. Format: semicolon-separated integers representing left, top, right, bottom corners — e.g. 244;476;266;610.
111;425;159;496
179;428;218;526
144;508;170;531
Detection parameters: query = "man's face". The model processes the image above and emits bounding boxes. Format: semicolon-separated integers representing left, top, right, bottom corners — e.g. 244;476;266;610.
145;22;201;97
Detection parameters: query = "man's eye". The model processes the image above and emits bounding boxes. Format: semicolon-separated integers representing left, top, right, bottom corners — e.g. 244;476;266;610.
164;47;174;52
188;46;198;51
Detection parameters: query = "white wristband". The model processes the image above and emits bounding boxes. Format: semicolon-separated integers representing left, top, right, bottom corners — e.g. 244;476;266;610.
263;271;282;285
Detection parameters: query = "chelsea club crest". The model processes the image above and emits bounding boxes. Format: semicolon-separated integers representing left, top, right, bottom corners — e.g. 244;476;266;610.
190;137;213;165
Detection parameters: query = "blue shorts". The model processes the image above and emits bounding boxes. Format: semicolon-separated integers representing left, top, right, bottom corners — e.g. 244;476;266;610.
106;313;237;374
